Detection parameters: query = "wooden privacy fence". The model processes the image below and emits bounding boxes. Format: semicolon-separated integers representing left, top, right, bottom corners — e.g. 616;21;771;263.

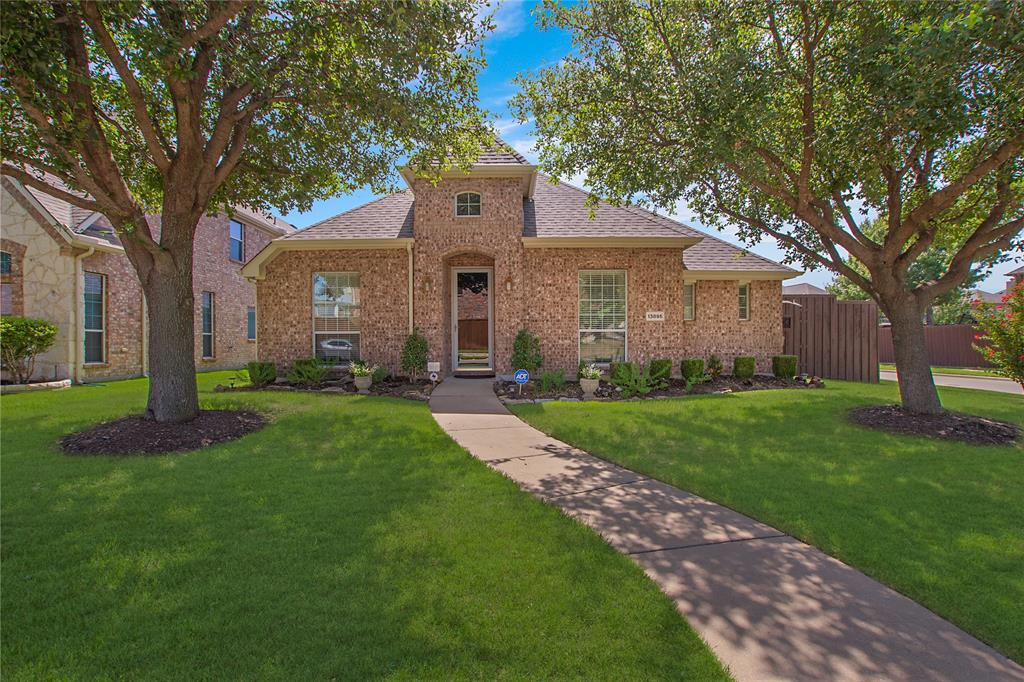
782;294;879;382
878;324;990;368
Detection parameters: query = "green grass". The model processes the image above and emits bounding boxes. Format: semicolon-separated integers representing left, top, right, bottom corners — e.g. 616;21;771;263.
511;381;1024;662
879;362;1003;378
1;372;728;681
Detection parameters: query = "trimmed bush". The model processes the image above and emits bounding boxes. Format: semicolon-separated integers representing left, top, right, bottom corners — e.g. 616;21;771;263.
647;358;672;386
511;329;543;372
680;358;705;381
707;354;724;379
608;361;630;383
246;361;276;387
609;362;655;397
400;328;428;380
0;316;58;384
733;356;756;379
772;355;798;379
371;366;389;384
539;369;566;394
288;357;327;386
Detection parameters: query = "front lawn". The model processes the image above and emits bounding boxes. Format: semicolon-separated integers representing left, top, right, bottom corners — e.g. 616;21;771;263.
511;381;1024;662
1;372;728;680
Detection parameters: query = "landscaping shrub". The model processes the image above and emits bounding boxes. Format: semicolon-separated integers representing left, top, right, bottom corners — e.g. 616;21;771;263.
610;362;654;398
972;281;1024;390
707;354;724;379
511;329;543;372
680;358;705;381
0;316;58;384
608;361;630;382
371;366;389;384
733;356;756;379
246;361;277;387
400;328;428;380
288;357;327;386
539;369;566;394
647;358;672;387
772;355;798;379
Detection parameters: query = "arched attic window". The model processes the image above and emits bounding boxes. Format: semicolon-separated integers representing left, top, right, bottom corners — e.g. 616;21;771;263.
455;192;481;217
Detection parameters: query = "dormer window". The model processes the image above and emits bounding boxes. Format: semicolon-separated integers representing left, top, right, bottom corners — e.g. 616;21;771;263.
455;192;481;217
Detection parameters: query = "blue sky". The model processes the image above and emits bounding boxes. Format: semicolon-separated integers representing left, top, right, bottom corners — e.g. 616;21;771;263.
278;0;1021;294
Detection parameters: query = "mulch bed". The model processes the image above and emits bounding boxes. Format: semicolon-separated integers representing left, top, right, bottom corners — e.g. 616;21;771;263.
496;375;825;401
61;410;266;456
218;377;433;401
849;405;1019;445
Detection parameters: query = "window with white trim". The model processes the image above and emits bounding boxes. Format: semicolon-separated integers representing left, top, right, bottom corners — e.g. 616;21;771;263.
683;282;696;321
579;270;626;364
738;283;750;321
313;272;360;364
229;220;245;262
84;272;105;363
247;306;256;341
1;251;11;316
201;292;215;358
455;192;481;217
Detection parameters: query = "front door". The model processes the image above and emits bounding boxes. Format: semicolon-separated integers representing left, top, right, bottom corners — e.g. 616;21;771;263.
452;269;492;372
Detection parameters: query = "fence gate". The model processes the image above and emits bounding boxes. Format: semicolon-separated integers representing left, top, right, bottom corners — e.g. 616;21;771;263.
783;294;879;382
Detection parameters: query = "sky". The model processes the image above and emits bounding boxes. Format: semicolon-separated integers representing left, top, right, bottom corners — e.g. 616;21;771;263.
277;0;1022;294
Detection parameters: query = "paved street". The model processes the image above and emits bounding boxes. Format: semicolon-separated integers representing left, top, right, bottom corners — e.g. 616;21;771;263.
880;370;1023;395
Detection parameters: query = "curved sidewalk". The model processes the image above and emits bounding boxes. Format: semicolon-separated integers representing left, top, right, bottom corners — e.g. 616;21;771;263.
430;378;1024;682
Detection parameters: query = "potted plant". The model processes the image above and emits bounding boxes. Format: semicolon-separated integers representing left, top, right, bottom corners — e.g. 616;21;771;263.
578;363;602;398
351;361;376;392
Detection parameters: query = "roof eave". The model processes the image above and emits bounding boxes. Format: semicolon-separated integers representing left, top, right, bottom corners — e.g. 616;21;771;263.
400;164;538;197
241;237;413;281
682;269;801;281
522;236;700;249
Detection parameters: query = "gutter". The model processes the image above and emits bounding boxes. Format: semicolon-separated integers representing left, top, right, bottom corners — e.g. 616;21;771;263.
71;246;95;383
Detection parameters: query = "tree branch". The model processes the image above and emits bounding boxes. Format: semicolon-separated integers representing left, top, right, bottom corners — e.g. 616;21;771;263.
0;164;103;214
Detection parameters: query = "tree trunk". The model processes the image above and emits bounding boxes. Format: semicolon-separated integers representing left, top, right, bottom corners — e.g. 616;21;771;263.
140;250;199;423
887;300;943;415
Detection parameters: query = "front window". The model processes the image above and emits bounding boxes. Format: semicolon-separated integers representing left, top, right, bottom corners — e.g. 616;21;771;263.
0;251;10;275
229;220;245;262
247;306;256;341
313;272;360;364
84;272;105;363
579;270;626;364
455;192;481;217
201;292;215;358
1;251;11;316
683;282;696;321
739;283;750;321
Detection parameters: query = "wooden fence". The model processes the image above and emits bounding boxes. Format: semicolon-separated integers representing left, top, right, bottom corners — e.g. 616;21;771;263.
782;294;879;382
878;324;990;367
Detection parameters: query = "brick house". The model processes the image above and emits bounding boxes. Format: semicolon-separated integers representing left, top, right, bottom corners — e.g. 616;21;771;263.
242;144;799;377
0;176;294;382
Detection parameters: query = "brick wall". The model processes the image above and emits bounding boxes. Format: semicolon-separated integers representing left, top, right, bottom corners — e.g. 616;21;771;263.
0;238;26;316
81;249;145;380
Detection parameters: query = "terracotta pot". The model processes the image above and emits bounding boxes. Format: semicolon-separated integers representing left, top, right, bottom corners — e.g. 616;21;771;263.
580;378;600;397
354;376;372;392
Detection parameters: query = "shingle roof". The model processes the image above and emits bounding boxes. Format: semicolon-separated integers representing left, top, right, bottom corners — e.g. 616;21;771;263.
476;138;530;165
683;231;798;274
524;174;703;239
25;178;94;229
1008;263;1024;275
782;282;827;295
284;191;414;240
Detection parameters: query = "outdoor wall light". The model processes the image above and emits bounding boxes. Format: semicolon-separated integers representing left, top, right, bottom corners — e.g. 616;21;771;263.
504;276;513;292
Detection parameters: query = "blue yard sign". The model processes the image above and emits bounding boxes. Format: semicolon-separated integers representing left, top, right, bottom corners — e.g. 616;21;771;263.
514;369;530;385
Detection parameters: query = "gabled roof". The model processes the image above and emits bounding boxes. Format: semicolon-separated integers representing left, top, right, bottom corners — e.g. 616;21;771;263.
782;282;827;295
476;141;530;165
1008;263;1024;275
283;192;414;240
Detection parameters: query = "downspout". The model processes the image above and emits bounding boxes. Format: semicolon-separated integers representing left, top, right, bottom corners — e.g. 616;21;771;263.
72;246;94;383
407;241;414;333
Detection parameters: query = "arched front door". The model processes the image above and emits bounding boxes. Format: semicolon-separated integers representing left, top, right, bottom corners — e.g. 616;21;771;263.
451;267;493;374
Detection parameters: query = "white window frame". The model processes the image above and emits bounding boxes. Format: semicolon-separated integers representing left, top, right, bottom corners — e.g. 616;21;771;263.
738;283;750;321
201;291;215;359
454;191;482;217
229;219;245;262
83;271;106;364
683;282;696;321
312;272;361;366
578;269;628;366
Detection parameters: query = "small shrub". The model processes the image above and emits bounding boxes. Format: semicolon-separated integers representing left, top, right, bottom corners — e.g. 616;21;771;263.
288;357;327;386
608;361;630;382
246;361;276;387
371;366;389;384
350;361;376;377
647;358;672;387
707;354;724;379
772;355;798;379
578;363;602;381
539;369;566;394
973;281;1024;390
511;329;543;372
680;358;705;381
733;356;756;379
400;328;428;380
610;362;654;398
0;316;58;384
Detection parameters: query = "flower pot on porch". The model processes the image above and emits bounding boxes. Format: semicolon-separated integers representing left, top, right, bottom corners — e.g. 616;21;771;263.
580;378;600;398
354;376;372;392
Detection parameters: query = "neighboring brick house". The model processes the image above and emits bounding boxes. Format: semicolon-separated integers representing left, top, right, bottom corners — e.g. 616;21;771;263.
1008;264;1024;290
243;142;799;377
0;176;294;382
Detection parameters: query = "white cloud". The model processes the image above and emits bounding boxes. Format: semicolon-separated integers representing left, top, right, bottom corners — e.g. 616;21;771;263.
479;1;528;40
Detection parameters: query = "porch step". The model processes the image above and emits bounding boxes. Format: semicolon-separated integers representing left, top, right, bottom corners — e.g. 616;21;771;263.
453;367;495;378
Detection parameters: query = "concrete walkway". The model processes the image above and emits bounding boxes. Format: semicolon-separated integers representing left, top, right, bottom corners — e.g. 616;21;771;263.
430;378;1024;682
880;370;1023;395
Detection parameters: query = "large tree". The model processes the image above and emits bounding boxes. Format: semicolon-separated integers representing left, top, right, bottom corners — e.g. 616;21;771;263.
513;0;1024;414
1;0;489;422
